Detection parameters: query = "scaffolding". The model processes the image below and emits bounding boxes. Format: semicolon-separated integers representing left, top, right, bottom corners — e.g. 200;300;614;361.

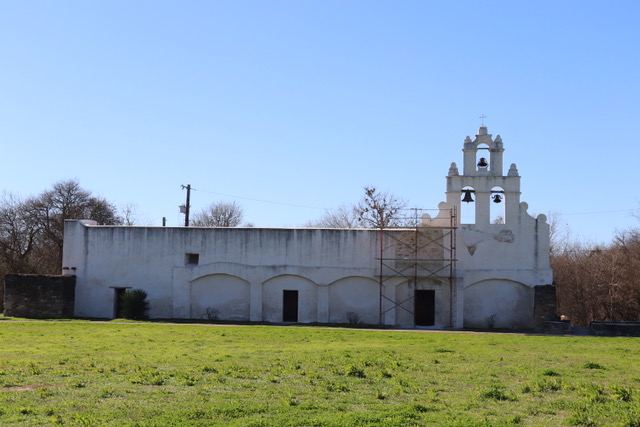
377;208;457;327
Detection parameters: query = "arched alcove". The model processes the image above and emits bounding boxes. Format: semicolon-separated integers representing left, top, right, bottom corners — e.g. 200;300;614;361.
463;280;534;329
262;275;318;323
328;276;379;324
190;274;250;320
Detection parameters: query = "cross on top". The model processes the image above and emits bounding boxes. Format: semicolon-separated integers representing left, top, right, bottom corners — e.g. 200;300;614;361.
479;114;487;126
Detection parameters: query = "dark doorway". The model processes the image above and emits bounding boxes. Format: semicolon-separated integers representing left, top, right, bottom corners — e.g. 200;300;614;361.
415;290;435;326
282;290;299;322
114;288;127;318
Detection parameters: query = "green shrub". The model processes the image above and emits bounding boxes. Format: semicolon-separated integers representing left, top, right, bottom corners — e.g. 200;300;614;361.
481;386;516;401
346;364;366;378
611;385;633;402
542;369;561;377
582;362;605;370
120;289;150;320
534;378;562;392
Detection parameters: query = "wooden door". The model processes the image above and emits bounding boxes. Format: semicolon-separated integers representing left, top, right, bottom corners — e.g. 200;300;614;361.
415;290;435;326
282;290;299;322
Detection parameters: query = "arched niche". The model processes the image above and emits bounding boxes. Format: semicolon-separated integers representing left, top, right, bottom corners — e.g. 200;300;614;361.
190;274;250;320
328;276;379;324
463;279;534;329
262;275;318;323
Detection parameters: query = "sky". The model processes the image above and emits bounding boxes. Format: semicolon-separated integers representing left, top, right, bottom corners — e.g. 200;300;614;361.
1;1;639;244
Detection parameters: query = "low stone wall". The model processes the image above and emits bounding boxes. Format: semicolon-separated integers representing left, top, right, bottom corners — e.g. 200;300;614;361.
591;322;640;337
543;320;571;334
3;274;76;318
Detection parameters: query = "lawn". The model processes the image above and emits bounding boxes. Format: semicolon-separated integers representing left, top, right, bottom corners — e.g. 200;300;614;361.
0;321;639;426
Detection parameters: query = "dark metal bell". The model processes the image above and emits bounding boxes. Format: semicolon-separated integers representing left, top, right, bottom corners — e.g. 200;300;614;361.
477;157;488;167
492;194;502;203
462;189;474;203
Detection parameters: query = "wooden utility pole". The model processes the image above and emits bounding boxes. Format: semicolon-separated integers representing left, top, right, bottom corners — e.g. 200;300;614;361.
181;184;191;226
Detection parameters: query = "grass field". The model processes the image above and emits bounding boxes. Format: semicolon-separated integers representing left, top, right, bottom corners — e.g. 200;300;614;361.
0;321;639;426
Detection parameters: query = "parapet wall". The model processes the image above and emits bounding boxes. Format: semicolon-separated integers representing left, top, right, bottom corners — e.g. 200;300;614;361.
3;274;76;318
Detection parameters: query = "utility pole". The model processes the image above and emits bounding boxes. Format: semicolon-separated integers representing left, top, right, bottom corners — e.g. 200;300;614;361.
181;184;191;226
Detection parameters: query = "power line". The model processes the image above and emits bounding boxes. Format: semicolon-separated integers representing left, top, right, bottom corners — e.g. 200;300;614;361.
562;208;637;216
186;186;329;210
182;185;639;217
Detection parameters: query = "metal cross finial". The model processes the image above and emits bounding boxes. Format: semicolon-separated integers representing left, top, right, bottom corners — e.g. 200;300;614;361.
479;114;487;126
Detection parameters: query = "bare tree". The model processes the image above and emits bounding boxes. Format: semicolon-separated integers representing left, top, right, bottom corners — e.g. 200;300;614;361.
0;193;41;274
191;201;244;227
31;180;121;263
304;205;360;228
553;229;640;326
0;180;122;276
120;203;138;226
304;186;408;229
356;186;407;229
492;215;505;224
547;211;573;256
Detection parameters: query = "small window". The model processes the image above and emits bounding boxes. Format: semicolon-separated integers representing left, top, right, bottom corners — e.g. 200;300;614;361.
185;253;199;265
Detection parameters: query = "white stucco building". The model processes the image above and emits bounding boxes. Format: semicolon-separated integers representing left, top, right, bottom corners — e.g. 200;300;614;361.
62;127;552;328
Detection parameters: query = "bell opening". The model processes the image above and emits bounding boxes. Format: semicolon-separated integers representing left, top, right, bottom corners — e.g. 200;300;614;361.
461;187;476;224
490;187;506;224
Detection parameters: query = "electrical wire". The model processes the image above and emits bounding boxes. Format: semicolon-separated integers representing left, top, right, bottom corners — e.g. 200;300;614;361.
183;186;328;210
181;185;639;217
561;209;637;216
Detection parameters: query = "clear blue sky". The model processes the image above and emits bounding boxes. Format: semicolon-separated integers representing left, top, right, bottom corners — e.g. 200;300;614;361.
1;1;638;244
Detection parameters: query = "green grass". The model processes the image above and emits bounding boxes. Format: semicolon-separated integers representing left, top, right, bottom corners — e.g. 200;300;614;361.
0;322;639;426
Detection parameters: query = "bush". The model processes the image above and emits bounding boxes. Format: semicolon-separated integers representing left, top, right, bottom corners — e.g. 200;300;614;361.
120;289;150;320
346;312;361;324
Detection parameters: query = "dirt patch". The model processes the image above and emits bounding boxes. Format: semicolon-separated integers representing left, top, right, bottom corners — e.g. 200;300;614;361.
0;385;60;392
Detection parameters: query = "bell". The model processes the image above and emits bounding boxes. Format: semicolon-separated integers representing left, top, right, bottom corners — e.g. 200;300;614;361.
492;194;502;203
477;157;488;167
462;189;475;203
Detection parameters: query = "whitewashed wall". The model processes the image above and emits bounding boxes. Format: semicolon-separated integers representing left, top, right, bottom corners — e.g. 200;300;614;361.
63;221;391;323
61;129;552;329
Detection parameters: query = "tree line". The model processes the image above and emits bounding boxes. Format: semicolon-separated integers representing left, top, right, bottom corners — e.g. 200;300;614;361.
552;227;640;326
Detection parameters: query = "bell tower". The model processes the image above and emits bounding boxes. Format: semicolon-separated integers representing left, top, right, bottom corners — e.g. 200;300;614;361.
421;125;552;331
446;126;521;225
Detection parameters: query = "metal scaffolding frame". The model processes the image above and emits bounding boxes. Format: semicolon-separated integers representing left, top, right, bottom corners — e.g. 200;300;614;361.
377;208;457;327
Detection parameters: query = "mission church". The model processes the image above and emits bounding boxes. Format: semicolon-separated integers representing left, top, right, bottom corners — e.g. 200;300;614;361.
62;126;553;329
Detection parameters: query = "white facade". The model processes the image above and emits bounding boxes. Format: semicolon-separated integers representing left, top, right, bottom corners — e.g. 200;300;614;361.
62;127;552;328
423;126;553;328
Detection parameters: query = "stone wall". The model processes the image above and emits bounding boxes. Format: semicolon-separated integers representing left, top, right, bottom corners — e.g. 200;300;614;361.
543;320;571;334
591;322;640;337
533;285;558;331
3;274;76;318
